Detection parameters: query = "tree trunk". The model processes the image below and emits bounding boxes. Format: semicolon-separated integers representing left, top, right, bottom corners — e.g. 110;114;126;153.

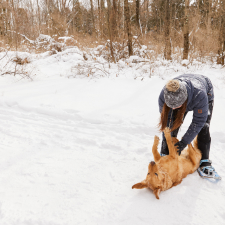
100;0;105;38
112;0;118;37
117;0;122;36
36;0;41;34
124;0;133;56
164;0;171;60
11;0;19;50
217;16;225;65
90;0;96;34
207;0;212;33
143;0;148;33
97;0;101;37
107;0;116;62
135;0;140;32
183;0;189;60
45;0;50;35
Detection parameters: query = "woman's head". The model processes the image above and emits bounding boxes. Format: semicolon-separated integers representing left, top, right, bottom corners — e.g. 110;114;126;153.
164;80;187;109
159;79;188;132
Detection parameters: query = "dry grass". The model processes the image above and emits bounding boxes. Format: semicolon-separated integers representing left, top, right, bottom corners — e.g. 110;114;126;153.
13;56;30;65
0;26;221;64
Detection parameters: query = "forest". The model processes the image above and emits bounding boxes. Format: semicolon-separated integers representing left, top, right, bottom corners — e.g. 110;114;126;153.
0;0;224;64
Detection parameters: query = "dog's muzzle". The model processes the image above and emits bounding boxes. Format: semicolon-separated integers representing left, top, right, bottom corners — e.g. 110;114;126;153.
150;161;155;166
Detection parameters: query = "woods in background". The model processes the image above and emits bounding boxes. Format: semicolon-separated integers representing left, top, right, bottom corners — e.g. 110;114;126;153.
0;0;224;64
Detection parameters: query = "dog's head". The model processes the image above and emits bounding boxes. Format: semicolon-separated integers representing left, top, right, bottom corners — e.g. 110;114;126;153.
132;161;165;199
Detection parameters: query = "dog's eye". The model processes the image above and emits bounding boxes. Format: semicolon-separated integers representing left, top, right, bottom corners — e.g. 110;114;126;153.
155;173;158;176
147;173;150;175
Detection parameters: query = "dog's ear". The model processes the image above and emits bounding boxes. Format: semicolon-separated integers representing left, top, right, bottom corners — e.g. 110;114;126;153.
132;180;147;189
153;188;161;199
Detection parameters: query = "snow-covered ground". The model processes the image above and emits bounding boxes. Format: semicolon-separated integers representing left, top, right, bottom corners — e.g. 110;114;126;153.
0;48;225;225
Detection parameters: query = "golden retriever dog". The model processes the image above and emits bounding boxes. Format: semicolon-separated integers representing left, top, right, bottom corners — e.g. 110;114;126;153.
132;127;201;199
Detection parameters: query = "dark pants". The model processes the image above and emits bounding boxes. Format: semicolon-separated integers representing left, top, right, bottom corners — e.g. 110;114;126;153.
161;100;214;163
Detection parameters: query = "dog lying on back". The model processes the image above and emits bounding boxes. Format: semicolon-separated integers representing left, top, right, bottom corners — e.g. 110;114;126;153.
132;127;201;199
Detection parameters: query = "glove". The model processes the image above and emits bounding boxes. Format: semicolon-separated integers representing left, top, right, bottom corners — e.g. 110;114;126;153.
174;140;187;155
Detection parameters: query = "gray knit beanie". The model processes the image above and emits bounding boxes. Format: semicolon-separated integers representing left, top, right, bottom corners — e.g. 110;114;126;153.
164;80;187;108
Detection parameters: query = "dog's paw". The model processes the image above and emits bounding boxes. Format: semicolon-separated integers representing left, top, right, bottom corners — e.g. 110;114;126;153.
154;136;160;145
164;127;171;133
154;135;160;142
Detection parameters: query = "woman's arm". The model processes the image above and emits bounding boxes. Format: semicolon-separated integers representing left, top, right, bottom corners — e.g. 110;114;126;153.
181;94;208;145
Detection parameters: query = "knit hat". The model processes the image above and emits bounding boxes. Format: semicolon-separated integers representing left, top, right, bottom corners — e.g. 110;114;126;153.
164;80;187;108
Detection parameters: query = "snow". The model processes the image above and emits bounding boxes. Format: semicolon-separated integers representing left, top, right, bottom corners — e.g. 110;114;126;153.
0;48;225;225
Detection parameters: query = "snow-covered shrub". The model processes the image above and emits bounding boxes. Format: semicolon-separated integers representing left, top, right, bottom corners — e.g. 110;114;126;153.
35;34;64;54
0;51;36;80
13;56;30;65
91;37;151;62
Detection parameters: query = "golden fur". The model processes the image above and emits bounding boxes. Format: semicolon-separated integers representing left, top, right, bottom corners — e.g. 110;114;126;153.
132;127;202;199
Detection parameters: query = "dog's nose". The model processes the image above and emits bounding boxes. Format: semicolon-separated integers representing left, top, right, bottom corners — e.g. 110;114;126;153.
150;161;155;166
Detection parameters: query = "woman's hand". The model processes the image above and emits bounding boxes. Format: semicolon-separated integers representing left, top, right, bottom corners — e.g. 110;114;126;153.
174;141;187;155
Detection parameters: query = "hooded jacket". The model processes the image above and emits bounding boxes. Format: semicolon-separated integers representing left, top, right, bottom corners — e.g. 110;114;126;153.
158;74;214;145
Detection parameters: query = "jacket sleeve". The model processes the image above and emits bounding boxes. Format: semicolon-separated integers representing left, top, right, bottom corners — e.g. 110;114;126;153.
181;93;208;145
158;88;165;113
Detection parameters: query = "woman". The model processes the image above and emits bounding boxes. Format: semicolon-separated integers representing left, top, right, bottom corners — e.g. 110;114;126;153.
158;74;220;179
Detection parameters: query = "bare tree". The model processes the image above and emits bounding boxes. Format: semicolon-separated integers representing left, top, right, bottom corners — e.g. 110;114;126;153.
112;0;118;37
100;0;105;38
107;0;115;62
183;0;189;60
124;0;133;56
217;5;225;65
90;0;96;34
164;0;171;60
143;0;149;34
207;0;212;32
36;0;41;34
135;0;140;33
97;0;101;37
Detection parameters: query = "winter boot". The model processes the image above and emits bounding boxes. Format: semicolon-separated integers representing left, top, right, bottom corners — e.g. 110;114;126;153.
196;139;221;179
197;159;221;180
197;139;211;167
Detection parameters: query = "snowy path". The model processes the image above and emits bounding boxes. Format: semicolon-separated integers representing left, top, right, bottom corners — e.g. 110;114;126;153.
0;59;225;224
0;103;224;225
0;104;154;224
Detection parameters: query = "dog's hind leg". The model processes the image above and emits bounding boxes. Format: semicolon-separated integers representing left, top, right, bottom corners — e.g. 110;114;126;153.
187;143;199;166
163;127;177;159
152;136;161;162
193;136;199;150
172;180;182;187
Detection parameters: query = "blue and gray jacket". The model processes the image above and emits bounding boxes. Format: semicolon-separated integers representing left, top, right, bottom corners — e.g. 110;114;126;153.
158;74;214;145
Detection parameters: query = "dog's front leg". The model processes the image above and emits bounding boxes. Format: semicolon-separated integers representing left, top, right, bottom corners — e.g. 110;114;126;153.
163;127;177;158
152;135;161;162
